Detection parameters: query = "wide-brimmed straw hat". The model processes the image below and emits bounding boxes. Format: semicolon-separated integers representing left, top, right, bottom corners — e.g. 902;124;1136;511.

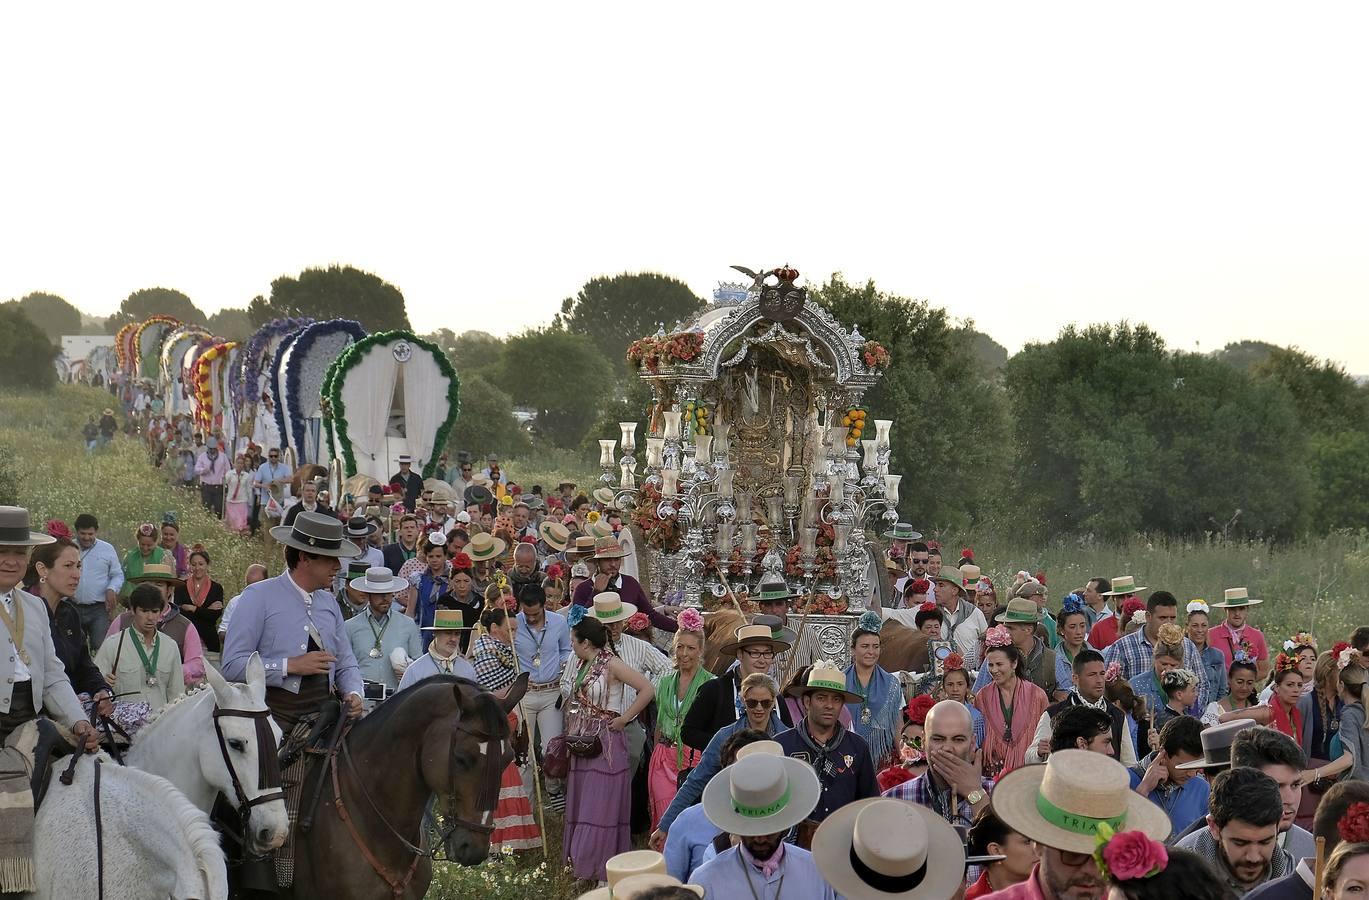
960;563;982;584
701;752;821;837
784;661;864;704
127;561;183;588
575;851;703;900
1174;719;1258;771
812;798;966;900
591;486;616;506
591;535;628;559
0;507;56;547
1211;586;1262;608
719;622;793;657
466;532;506;561
590;591;637;624
566;535;597;558
996;598;1042;625
990;749;1171;854
537;520;570;552
585;521;614;541
348;566;408;594
270;512;361;558
422;608;474;631
1102;575;1147;597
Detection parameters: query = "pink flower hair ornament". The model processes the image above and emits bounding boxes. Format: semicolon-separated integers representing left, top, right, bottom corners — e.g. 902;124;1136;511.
984;624;1012;649
1093;823;1168;882
1104;662;1123;683
677;608;704;633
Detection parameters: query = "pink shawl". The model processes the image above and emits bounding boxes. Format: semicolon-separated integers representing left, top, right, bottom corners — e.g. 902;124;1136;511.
975;678;1048;778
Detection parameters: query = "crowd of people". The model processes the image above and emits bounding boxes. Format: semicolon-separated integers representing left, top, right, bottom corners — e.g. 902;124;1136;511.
7;398;1369;900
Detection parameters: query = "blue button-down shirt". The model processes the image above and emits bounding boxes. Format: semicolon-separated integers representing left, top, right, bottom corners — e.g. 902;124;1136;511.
1104;628;1211;713
222;571;364;697
664;803;721;882
514;610;571;684
74;539;123;606
344;610;423;691
253;461;291;505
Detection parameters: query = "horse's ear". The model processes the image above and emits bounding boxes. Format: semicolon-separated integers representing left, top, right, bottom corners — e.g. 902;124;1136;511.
203;659;230;702
245;652;267;705
500;672;529;713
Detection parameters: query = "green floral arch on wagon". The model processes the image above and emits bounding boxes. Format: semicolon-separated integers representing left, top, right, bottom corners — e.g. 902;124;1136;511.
322;330;460;480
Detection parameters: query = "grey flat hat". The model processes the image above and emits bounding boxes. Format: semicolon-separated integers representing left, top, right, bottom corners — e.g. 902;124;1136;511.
0;507;56;547
270;511;361;557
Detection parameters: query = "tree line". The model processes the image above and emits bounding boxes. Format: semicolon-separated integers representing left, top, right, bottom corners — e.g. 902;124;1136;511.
5;267;1364;541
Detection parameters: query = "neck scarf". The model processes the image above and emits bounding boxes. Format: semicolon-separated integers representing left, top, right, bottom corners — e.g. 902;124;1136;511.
1072;691;1108;710
796;717;847;791
1268;696;1304;744
658;667;714;766
741;839;786;879
186;575;211;607
978;678;1039;777
845;663;902;765
429;647;458;673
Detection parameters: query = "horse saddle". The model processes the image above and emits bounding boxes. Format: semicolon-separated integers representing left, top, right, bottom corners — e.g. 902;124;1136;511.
277;698;341;772
29;718;77;810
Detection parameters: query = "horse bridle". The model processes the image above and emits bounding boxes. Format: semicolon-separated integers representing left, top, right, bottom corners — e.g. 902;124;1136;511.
333;701;506;896
211;707;286;822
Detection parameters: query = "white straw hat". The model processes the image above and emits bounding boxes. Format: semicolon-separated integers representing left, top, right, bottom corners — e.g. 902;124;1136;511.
811;798;966;899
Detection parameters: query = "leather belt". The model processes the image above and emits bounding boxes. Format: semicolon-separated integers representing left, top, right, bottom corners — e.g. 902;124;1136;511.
528;680;561;692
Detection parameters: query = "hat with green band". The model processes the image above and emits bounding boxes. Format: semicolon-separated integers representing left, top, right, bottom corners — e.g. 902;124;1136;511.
784;661;865;704
751;613;799;647
881;522;922;541
700;752;822;837
591;591;638;625
754;572;801;604
995;598;1042;625
988;749;1171;854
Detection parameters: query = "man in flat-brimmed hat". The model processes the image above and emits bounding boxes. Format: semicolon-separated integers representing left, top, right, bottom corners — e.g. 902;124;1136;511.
223;512;367;726
1085;575;1146;651
690;752;835;900
0;506;100;751
1207;587;1271;679
389;453;422;512
572;535;677;634
397;609;476;688
343;567;422;693
884;563;988;670
812;796;967;900
683;622;796;752
987;749;1171;898
970;598;1059;698
775;662;879;827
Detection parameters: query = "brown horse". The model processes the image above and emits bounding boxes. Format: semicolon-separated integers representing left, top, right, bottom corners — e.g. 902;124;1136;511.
290;673;528;899
703;609;931;676
290;464;328;498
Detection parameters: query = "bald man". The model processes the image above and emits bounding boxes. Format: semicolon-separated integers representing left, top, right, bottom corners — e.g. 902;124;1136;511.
218;564;269;640
881;699;993;827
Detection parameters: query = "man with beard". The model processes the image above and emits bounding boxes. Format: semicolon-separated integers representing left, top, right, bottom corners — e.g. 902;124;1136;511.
1180;766;1289;895
774;663;878;829
887;563;987;670
981;749;1171;899
690;749;835;900
881;699;991;827
571;536;678;632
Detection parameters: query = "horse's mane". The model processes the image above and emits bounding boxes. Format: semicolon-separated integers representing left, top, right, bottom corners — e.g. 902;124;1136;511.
110;763;227;899
136;683;214;737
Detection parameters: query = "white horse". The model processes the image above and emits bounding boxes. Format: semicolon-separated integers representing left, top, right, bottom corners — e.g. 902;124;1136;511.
127;653;289;856
32;756;227;899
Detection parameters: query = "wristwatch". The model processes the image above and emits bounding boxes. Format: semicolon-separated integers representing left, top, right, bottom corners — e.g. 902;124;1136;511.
966;788;987;806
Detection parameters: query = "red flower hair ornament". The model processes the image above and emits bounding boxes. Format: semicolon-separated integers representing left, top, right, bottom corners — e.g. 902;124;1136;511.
904;694;936;726
1338;802;1369;844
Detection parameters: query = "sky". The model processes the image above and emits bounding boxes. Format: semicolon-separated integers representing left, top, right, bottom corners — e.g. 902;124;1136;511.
3;3;1367;371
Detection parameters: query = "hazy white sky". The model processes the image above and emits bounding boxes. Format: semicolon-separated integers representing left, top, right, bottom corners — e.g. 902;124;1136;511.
3;3;1367;370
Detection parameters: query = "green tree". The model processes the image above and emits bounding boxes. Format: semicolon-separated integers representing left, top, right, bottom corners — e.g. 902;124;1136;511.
1252;347;1369;426
249;265;410;331
105;288;205;332
969;330;1009;372
499;329;614;448
445;374;531;461
0;306;58;391
812;274;1012;533
6;293;81;340
1212;340;1280;373
424;329;505;381
1308;430;1369;530
555;273;704;368
206;307;254;342
1002;323;1309;539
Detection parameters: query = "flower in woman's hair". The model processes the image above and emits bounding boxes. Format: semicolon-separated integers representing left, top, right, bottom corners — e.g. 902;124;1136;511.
1129;609;1148;627
1339;647;1362;671
1094;824;1168;882
566;604;587;627
918;601;937;614
984;625;1012;648
1232;648;1254;665
625;612;650;634
1285;632;1317;652
44;519;71;541
876;765;916;793
1274;653;1299;674
1104;662;1123;683
904;694;936;726
857;610;884;635
678;608;704;633
1156;623;1185;646
586;510;600;523
1338;802;1369;844
1332;641;1351;659
1160;668;1198;696
910;579;932;595
1061;593;1085;615
943;652;965;671
1120;597;1145;620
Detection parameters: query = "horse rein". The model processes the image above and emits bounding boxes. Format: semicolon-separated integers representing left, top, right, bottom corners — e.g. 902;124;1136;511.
331;703;505;897
212;707;286;822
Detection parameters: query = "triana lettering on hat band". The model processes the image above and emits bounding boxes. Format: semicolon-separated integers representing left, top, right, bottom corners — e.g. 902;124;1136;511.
809;678;845;693
849;845;927;893
733;786;791;818
595;604;624;619
1035;794;1126;836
